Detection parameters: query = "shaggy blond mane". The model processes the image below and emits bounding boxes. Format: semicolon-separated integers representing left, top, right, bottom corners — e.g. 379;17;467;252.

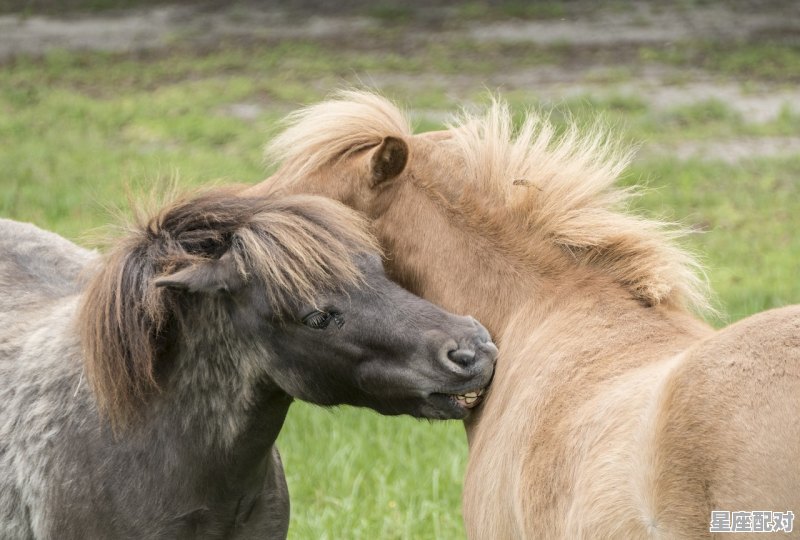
267;90;710;313
80;187;377;426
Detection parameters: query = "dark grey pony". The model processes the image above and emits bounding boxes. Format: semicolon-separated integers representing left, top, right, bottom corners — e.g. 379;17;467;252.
0;188;497;540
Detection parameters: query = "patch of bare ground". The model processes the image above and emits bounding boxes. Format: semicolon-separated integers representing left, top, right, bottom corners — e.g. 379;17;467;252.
468;2;800;45
3;1;799;162
641;137;800;164
0;7;179;56
0;7;376;57
373;65;800;124
4;1;799;60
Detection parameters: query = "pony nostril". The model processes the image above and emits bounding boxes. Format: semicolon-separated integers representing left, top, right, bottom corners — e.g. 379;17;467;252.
447;348;476;367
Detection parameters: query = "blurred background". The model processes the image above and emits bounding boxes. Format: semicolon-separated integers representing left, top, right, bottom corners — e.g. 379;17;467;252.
2;1;799;538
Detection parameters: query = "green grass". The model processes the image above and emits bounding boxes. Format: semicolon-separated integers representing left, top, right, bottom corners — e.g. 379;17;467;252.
628;156;800;323
279;405;468;539
2;29;799;539
366;3;415;25
456;0;567;21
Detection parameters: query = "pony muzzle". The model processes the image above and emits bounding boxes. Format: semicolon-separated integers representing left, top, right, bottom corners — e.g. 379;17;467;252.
438;324;498;410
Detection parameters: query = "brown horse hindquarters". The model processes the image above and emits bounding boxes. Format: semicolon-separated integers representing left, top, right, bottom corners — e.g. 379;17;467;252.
462;356;684;539
649;305;800;538
460;295;708;539
463;304;800;540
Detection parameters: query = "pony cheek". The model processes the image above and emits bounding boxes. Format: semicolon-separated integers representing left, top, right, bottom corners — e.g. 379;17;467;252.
339;177;379;216
354;362;425;401
363;182;402;220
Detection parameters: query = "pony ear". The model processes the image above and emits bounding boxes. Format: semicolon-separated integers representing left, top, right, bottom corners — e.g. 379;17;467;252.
370;136;408;186
154;252;244;293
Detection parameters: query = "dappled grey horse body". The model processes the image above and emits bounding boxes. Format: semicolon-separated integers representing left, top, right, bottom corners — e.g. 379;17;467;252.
0;218;96;305
1;294;291;540
0;191;496;539
0;218;291;539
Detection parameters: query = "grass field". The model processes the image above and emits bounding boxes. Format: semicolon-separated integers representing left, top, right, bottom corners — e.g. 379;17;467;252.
2;2;799;538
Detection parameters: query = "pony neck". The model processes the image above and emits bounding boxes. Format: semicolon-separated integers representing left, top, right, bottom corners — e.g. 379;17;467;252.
374;179;559;336
152;299;294;458
504;273;710;353
376;173;710;350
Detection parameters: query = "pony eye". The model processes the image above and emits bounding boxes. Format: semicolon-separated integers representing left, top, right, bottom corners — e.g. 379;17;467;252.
302;310;332;329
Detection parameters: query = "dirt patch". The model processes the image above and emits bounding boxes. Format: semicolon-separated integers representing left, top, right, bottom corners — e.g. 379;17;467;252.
0;7;378;57
4;1;800;161
469;2;800;45
0;7;178;56
371;66;800;124
642;136;800;163
4;1;799;59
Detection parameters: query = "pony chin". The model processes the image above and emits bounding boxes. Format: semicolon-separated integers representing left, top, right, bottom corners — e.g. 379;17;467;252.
418;395;473;420
412;393;484;421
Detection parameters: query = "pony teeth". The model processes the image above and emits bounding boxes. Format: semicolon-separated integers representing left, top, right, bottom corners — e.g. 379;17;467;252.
455;389;485;407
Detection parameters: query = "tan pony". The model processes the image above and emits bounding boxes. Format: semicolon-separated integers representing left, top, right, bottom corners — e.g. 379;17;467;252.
247;91;800;539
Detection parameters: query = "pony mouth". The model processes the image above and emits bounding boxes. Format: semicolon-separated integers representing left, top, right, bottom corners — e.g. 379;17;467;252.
447;388;486;409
